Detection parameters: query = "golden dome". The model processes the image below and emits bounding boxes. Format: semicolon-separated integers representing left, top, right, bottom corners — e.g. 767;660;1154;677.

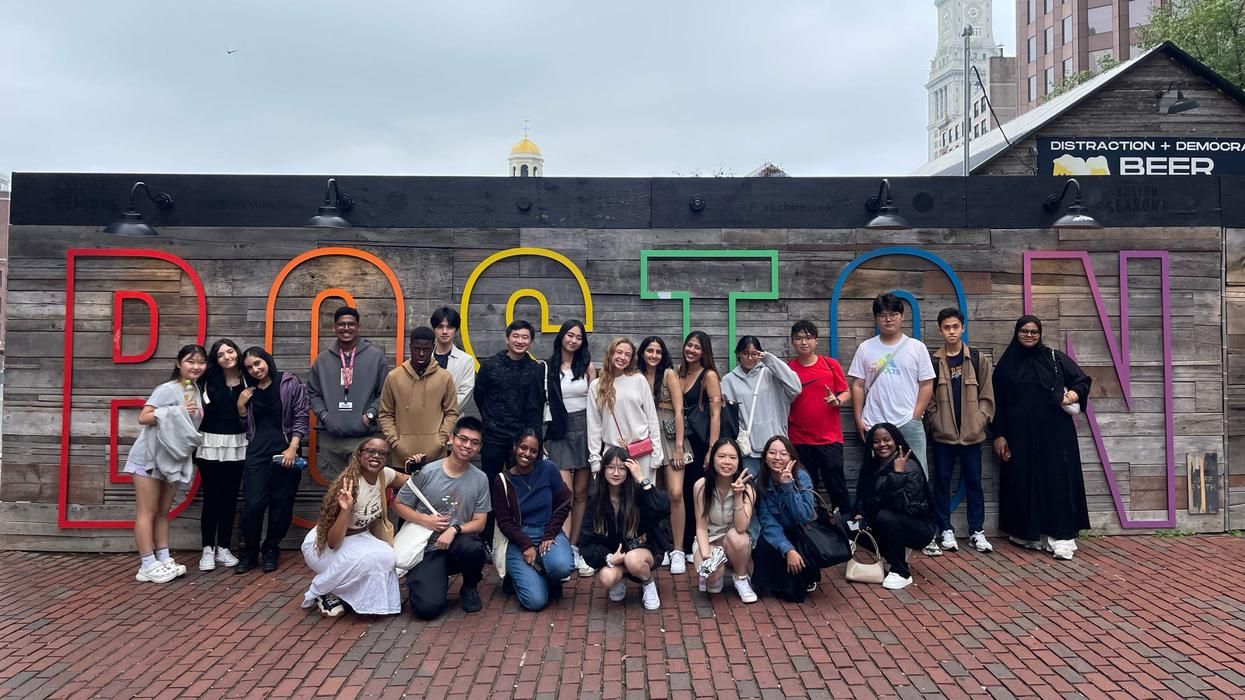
510;138;541;155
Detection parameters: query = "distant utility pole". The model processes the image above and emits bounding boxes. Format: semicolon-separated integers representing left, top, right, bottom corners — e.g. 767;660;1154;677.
963;24;973;177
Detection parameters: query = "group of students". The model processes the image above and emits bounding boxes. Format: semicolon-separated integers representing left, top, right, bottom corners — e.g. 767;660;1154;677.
125;294;1094;618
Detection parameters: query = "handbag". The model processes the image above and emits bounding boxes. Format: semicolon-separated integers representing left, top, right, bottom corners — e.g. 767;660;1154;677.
789;492;852;569
844;529;886;584
610;406;654;459
493;474;513;579
393;480;441;577
1051;349;1080;415
734;367;766;456
538;361;553;424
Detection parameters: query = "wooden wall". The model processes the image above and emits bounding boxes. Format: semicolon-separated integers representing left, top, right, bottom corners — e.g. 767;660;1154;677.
1228;228;1245;530
979;53;1245;176
0;220;1229;550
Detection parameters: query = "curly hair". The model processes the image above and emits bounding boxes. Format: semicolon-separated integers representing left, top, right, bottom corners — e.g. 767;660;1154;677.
313;442;374;555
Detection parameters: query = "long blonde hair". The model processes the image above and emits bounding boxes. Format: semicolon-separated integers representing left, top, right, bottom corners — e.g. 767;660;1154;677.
595;337;637;410
313;440;388;554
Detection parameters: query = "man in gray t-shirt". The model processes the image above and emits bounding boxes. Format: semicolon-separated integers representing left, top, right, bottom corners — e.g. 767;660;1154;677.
392;416;491;620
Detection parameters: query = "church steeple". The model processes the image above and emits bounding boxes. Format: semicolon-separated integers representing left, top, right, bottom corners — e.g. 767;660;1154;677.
508;121;544;177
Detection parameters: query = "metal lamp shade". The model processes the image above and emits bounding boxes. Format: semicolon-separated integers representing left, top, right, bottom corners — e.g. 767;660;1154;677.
104;210;159;237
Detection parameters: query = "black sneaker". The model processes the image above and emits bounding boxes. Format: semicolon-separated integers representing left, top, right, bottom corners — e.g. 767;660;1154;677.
318;594;346;617
483;542;494;562
261;550;279;572
235;554;257;574
460;586;483;613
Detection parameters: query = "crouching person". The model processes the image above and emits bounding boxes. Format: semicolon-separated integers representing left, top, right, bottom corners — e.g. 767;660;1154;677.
392;416;491;619
578;446;672;611
301;437;408;617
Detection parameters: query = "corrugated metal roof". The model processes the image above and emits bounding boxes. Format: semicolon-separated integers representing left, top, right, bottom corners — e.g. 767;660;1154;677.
913;44;1164;176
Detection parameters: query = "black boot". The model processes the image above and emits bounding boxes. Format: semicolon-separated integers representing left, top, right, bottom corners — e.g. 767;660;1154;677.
235;552;257;574
261;548;279;572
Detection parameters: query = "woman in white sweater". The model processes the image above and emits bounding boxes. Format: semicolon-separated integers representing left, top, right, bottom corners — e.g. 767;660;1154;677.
588;337;664;480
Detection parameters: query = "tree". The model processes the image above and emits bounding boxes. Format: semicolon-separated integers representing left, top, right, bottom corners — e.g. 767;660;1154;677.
1137;0;1245;89
1043;54;1122;102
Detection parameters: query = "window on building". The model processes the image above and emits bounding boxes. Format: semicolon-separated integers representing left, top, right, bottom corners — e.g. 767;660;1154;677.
520;164;529;176
1028;0;1036;23
1129;0;1152;28
1045;27;1055;53
1045;66;1056;94
1063;56;1075;78
1089;48;1113;71
1028;74;1038;101
1088;5;1112;35
1062;15;1073;44
1044;0;1053;13
973;102;979;117
1028;35;1037;61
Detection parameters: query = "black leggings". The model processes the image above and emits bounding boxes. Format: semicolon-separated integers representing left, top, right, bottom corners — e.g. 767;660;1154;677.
872;509;936;579
197;458;244;549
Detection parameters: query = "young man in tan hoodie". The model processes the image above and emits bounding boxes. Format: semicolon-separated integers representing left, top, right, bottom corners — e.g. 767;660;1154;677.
925;308;995;554
379;327;459;471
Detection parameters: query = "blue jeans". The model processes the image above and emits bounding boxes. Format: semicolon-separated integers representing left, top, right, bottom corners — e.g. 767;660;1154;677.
931;442;985;533
895;420;929;477
506;526;574;611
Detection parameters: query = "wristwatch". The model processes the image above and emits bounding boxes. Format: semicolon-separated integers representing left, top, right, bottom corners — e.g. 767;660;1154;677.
452;524;463;535
640;478;653;490
364;410;376;422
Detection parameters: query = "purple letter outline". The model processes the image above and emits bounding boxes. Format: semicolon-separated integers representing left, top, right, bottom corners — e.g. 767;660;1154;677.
1022;251;1175;529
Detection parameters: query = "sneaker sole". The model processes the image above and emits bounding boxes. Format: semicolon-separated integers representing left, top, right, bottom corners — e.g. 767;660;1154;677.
136;571;177;584
198;564;216;572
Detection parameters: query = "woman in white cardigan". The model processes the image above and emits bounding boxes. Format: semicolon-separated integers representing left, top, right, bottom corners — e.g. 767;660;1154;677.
587;337;664;480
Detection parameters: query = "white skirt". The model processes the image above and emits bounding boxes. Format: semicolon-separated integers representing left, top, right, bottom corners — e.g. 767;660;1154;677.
300;527;401;615
198;432;247;462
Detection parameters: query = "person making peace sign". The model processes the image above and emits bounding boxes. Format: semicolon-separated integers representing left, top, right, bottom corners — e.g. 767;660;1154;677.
853;423;939;591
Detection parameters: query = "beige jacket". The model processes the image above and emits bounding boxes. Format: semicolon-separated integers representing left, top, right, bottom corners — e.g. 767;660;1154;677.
925;344;995;445
378;361;459;467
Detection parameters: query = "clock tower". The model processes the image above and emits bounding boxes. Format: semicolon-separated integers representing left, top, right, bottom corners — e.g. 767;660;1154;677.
925;0;998;160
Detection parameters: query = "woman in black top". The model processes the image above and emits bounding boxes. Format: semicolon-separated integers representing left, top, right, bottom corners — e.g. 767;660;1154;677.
677;330;722;553
236;347;310;574
854;423;938;591
195;339;249;572
578;445;672;611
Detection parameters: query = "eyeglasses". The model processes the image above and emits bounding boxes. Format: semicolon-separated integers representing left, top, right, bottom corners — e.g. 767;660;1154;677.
361;447;390;458
453;434;483;448
875;312;902;321
742;352;763;360
1018;329;1041;336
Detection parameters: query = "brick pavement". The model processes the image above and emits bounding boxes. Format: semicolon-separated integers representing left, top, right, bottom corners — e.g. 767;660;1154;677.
1;535;1244;699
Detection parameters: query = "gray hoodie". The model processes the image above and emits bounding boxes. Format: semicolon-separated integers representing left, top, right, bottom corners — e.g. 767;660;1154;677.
720;352;802;457
308;338;390;438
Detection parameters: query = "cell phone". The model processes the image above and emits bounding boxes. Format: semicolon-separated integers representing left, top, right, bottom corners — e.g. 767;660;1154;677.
847;520;861;532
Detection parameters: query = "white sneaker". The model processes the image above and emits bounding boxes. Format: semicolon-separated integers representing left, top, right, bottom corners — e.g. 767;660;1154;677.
573;549;595;577
732;575;758;603
199;547;216;572
608;580;627;602
661;552;671;567
922;540;943;557
215;547;240;567
162;559;187;578
1009;536;1043;550
669;550;687;575
969;531;994;553
1052;545;1075;560
939;529;958;552
641;580;661;610
882;572;913;590
136;561;177;584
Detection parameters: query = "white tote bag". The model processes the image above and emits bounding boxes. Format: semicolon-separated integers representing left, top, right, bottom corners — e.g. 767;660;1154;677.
393;481;441;577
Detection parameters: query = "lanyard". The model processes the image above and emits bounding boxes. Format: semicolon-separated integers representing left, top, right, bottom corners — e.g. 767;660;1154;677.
339;346;357;394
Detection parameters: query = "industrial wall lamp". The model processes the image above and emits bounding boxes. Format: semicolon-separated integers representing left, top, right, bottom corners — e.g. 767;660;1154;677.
104;181;175;237
307;177;354;228
1043;178;1102;230
864;178;911;230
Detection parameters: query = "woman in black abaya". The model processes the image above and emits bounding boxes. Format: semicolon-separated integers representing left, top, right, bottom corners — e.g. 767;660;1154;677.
990;315;1092;561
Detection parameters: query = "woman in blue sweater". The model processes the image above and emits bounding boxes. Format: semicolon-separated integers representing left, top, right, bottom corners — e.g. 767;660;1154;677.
491;428;575;611
750;435;821;602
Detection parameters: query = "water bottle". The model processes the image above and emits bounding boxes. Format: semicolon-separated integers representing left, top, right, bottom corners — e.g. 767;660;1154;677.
272;455;308;470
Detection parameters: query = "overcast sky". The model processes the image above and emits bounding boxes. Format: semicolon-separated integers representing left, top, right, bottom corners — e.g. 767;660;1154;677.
0;1;1015;179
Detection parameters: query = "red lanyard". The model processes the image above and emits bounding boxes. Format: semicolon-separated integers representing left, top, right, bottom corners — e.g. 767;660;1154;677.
340;346;357;394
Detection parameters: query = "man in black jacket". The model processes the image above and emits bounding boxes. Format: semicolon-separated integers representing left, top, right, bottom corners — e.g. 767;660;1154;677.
473;319;545;545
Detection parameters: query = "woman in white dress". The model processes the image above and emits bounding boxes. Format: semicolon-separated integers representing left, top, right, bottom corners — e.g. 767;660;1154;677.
301;437;410;617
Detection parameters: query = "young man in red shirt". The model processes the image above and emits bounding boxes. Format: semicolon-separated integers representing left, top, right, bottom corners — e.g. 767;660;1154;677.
786;320;852;512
